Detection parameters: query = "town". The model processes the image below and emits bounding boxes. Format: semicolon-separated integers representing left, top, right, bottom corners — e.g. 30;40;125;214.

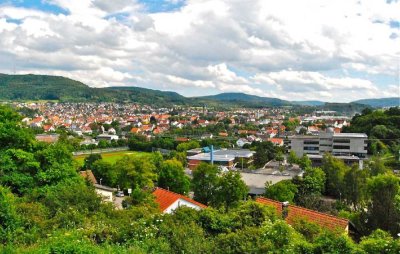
1;0;399;251
2;97;400;253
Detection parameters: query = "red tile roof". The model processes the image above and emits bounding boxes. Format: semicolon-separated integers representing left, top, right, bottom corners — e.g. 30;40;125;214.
268;138;284;145
79;170;98;184
286;204;349;232
256;197;348;232
256;197;283;215
176;137;190;142
153;188;207;212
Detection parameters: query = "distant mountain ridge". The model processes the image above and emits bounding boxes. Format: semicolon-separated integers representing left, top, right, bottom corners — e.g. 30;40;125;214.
290;100;325;106
0;73;397;109
198;93;290;107
352;97;399;108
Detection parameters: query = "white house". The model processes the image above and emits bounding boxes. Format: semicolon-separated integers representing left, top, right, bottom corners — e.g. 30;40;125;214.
94;184;117;202
153;188;207;214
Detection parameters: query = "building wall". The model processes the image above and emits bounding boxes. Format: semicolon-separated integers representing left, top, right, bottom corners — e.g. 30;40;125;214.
290;138;306;157
290;137;319;157
188;159;202;170
290;134;367;157
332;137;367;157
163;198;203;214
95;189;113;202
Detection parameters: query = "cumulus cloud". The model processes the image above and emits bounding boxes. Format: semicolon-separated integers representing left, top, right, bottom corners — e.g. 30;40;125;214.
0;0;398;101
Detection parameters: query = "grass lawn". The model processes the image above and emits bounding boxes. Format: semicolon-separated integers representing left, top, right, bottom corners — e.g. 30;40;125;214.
74;150;148;166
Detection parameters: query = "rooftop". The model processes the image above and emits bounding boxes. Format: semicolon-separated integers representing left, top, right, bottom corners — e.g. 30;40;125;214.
213;149;255;158
153;188;207;212
289;135;319;139
94;184;117;192
256;197;349;232
333;133;368;138
187;149;255;162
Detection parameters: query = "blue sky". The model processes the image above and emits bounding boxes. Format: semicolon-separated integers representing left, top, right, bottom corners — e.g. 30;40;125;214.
0;0;399;102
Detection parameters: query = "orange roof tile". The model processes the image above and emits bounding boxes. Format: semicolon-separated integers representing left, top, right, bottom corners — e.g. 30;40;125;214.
256;197;349;232
79;170;98;184
256;197;283;215
286;205;349;232
153;188;207;212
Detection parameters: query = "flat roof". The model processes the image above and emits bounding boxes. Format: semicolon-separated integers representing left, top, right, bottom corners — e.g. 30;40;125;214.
187;153;235;162
213;149;255;158
289;135;319;139
241;172;293;195
333;133;368;138
187;149;255;162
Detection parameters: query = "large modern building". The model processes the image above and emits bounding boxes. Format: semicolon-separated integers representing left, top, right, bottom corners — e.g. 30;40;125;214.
186;149;255;170
289;129;368;158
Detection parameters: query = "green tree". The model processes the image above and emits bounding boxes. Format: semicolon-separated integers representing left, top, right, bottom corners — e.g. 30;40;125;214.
34;143;78;186
82;153;102;170
275;151;284;165
0;186;21;244
367;174;400;235
265;180;297;203
298;154;312;170
365;156;389;176
253;141;276;168
297;167;326;196
0;149;40;195
288;150;298;166
176;141;200;152
0;106;35;152
158;159;190;195
293;167;325;209
321;154;349;198
342;164;369;210
359;229;400;254
192;163;219;205
91;160;117;187
214;171;248;210
114;156;157;190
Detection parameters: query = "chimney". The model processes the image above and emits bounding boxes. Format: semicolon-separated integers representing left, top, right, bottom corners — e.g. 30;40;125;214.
282;201;289;219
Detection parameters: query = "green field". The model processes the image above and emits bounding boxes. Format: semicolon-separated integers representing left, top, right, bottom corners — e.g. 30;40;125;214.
74;150;147;166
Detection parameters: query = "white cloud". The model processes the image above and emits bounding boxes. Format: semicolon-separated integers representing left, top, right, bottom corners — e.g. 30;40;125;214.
0;0;398;102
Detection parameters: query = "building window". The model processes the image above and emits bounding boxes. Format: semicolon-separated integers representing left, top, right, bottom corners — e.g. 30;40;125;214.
333;139;350;143
333;145;350;150
304;141;319;145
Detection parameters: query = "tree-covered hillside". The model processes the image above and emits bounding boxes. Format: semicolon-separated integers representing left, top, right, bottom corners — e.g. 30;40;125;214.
0;74;191;106
199;92;290;107
0;73;389;111
353;97;400;108
343;107;400;160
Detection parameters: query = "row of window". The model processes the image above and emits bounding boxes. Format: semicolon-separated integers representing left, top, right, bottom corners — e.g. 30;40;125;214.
303;141;319;145
333;145;350;150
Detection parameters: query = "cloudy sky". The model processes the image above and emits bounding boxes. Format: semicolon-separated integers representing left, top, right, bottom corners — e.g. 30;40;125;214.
0;0;399;102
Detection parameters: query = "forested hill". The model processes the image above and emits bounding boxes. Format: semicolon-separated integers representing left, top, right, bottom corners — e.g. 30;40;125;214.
198;93;290;107
0;74;190;106
0;73;380;111
352;97;400;108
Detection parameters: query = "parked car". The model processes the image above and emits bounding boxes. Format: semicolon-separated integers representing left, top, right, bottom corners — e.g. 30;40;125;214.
116;191;124;197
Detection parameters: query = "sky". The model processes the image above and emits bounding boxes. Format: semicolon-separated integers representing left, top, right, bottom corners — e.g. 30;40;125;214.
0;0;399;102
